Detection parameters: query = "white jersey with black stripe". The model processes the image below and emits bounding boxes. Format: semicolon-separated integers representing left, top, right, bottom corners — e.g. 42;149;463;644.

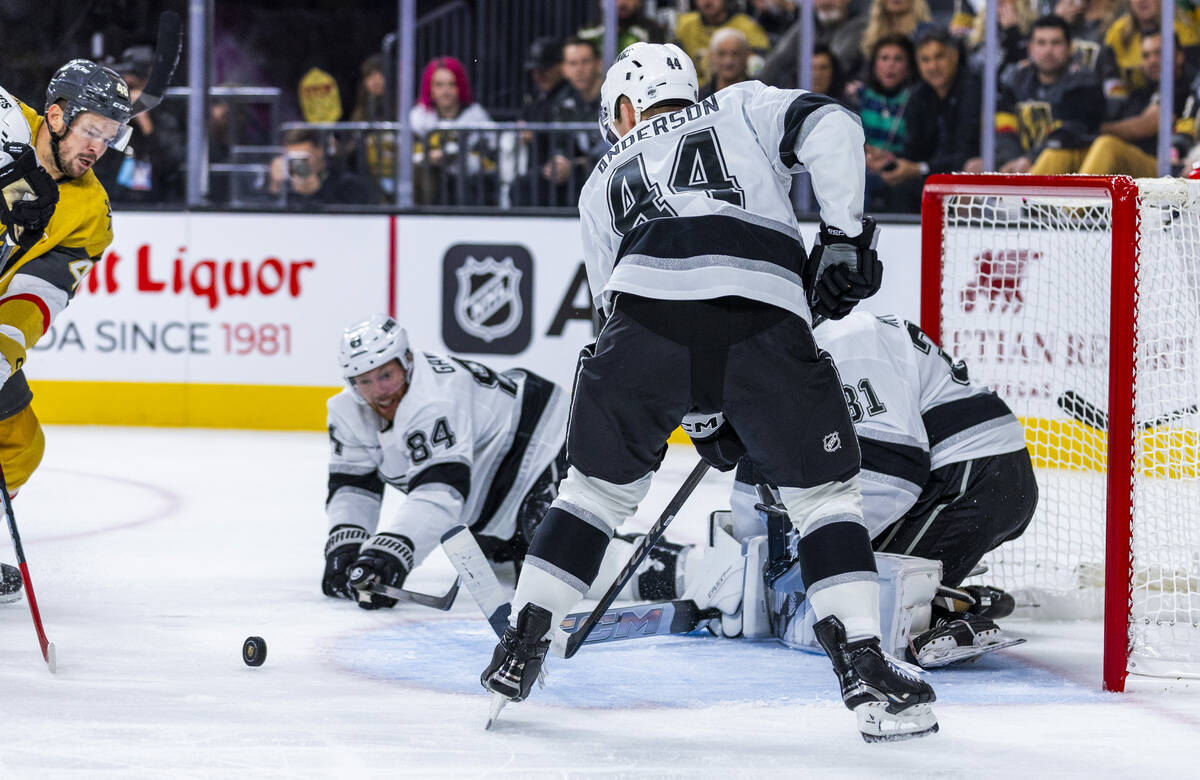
578;81;866;320
325;351;569;567
814;313;1028;537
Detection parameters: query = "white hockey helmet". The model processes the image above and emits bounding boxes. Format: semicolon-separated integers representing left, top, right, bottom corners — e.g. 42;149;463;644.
338;313;413;381
598;42;698;139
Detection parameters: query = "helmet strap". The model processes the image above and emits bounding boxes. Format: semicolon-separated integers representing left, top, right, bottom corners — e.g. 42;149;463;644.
45;112;71;180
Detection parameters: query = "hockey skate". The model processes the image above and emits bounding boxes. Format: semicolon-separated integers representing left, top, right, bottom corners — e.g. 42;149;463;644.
909;612;1025;668
0;562;22;604
480;603;552;728
813;615;938;743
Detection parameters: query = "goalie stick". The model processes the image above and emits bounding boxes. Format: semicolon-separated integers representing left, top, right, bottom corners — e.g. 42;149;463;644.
566;459;711;658
359;577;460;611
441;522;718;728
440;524;718;648
1057;390;1198;431
0;464;54;672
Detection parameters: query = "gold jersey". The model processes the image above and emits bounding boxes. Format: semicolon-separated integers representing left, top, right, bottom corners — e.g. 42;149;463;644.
0;99;112;383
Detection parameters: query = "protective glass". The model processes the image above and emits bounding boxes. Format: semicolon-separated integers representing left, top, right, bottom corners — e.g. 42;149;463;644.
71;113;133;151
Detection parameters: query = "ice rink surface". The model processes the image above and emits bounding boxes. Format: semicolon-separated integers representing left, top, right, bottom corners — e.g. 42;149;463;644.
2;426;1199;778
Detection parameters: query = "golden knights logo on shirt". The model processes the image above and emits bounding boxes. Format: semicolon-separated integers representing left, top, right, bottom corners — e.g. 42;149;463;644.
1017;101;1056;153
441;243;533;354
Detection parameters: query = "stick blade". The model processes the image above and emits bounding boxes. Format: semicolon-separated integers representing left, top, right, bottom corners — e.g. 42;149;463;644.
46;641;56;674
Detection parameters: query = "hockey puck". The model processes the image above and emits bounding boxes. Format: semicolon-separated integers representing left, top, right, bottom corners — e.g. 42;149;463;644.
242;636;267;667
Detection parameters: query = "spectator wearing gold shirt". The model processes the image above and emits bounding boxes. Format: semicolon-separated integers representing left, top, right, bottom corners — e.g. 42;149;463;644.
675;0;770;84
1098;0;1199;98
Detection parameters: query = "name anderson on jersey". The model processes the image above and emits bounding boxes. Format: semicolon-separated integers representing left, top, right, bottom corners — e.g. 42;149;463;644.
596;94;721;174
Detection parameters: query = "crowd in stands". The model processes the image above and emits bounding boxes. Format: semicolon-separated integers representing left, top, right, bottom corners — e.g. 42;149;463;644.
15;0;1200;212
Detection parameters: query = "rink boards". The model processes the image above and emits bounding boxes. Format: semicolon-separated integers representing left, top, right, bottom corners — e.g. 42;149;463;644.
25;212;924;429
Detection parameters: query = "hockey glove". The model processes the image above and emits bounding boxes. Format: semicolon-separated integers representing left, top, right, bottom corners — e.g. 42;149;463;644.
681;410;746;472
347;532;414;610
321;524;370;599
802;217;882;321
0;143;58;250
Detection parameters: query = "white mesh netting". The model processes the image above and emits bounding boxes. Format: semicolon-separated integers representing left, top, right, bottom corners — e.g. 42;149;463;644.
937;177;1200;678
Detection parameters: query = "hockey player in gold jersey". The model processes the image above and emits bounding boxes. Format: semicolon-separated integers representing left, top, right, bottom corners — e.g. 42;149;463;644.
0;60;132;601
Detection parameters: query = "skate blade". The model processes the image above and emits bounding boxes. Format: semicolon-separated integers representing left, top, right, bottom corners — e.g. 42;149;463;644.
918;637;1026;668
856;702;938;743
485;692;508;730
0;590;22;605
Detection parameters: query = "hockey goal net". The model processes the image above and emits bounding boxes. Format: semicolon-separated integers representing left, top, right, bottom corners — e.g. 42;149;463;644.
921;174;1200;692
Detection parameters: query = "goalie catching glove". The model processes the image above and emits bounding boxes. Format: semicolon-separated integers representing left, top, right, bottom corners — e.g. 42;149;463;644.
803;217;882;321
346;532;414;610
0;143;58;250
681;410;746;472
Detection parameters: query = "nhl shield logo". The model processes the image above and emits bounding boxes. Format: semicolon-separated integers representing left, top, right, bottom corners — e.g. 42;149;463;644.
454;256;523;343
442;244;533;354
823;432;842;453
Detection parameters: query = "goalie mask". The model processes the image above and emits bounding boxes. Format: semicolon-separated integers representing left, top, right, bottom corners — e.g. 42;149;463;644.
45;60;134;152
598;42;698;140
338;314;414;384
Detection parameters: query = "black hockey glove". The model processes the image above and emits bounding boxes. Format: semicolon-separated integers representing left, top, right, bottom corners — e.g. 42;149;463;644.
681;410;746;472
0;143;58;250
347;532;414;610
802;217;882;321
321;524;369;599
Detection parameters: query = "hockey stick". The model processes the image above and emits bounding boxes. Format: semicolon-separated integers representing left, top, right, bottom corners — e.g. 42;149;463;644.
1057;390;1198;431
441;524;512;635
360;576;460;611
559;599;718;648
441;524;718;648
129;11;183;117
564;459;711;659
0;464;55;672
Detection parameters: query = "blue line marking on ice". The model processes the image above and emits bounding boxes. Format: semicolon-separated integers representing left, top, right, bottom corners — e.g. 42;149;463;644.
334;620;1109;709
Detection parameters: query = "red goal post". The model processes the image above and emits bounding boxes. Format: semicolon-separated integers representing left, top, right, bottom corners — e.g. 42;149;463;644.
919;173;1200;692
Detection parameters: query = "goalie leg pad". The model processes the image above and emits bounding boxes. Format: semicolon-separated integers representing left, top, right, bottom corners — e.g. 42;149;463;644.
682;517;747;635
772;553;940;657
875;553;941;658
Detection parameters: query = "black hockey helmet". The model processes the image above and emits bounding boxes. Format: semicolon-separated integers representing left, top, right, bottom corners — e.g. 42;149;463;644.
44;59;134;150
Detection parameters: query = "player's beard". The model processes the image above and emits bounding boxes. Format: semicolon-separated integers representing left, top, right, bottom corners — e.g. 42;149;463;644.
63;149;97;178
367;391;404;421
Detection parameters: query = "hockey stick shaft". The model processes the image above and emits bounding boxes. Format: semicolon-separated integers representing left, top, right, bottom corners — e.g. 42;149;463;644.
360;577;460;610
130;11;183;116
564;459;710;658
0;464;53;670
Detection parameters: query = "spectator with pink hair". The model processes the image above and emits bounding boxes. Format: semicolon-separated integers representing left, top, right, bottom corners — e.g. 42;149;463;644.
409;56;496;204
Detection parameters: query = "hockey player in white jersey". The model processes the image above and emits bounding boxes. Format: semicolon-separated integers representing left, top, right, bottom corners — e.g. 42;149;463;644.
481;42;938;742
323;314;571;608
731;312;1038;666
323;314;732;612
